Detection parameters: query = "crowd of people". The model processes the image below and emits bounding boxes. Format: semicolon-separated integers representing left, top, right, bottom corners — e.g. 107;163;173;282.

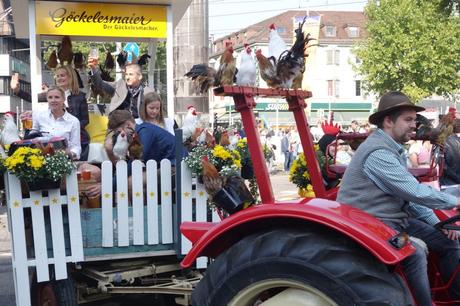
10;56;182;201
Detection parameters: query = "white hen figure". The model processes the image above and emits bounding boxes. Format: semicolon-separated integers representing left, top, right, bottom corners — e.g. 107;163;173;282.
268;23;287;64
236;44;257;86
112;131;129;160
182;105;198;141
1;112;20;147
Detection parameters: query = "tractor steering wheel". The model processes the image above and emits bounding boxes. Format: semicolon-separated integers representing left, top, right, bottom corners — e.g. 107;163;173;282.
434;214;460;231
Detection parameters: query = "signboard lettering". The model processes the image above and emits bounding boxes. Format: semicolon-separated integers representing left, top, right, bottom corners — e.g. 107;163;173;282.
35;1;167;38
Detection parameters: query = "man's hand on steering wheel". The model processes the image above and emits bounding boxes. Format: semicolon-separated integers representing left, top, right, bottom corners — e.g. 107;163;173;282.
442;229;459;240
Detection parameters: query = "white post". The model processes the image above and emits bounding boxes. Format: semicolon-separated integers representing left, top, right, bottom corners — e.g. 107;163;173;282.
28;0;43;112
148;39;157;88
166;6;174;118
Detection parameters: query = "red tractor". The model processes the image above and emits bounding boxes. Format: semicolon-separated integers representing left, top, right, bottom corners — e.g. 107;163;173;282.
180;86;460;305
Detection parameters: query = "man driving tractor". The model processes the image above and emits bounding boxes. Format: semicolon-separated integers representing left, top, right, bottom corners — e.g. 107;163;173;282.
337;91;460;305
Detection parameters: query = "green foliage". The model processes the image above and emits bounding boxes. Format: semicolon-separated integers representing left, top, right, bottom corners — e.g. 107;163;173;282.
438;0;460;15
353;0;460;102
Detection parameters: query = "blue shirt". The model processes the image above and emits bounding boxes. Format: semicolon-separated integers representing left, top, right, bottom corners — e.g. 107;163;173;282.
363;129;456;225
136;122;176;166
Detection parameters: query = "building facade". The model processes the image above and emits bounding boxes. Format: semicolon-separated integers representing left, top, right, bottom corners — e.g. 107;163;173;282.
211;10;375;129
0;0;31;114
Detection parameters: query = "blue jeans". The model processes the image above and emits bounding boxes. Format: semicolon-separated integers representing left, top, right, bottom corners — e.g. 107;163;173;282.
398;218;460;306
284;152;293;171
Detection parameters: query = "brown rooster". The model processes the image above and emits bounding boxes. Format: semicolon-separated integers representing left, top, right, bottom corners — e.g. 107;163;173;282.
216;41;237;86
255;49;280;88
204;130;215;148
201;156;224;196
104;51;115;70
184;65;217;94
73;52;85;69
219;131;231;147
128;132;143;160
433;108;457;146
58;36;73;65
47;50;58;69
184;41;237;93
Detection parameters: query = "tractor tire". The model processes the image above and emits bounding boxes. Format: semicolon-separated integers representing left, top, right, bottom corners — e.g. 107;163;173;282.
34;278;77;306
192;227;414;306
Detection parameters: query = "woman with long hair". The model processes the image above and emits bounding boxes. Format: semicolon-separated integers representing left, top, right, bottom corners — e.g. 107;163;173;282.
12;65;90;159
138;92;175;135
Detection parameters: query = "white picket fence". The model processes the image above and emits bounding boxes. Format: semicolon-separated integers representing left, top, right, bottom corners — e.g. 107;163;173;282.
5;159;217;306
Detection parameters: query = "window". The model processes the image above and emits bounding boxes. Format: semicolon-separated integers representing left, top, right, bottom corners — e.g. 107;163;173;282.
325;25;336;37
327;80;333;96
347;26;359;38
335;80;340;97
355;80;362;96
327;80;340;97
334;50;340;65
326;49;340;65
326;50;333;65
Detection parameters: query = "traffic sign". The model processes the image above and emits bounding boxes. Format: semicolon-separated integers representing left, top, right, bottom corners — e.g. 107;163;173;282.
124;42;140;63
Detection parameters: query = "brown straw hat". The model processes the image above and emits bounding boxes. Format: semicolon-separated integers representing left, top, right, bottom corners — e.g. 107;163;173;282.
368;91;425;125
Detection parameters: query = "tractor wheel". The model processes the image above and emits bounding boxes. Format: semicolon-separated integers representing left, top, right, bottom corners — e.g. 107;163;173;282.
34;279;77;306
192;227;414;306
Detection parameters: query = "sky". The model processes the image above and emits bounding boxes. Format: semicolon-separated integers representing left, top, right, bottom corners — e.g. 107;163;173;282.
209;0;368;39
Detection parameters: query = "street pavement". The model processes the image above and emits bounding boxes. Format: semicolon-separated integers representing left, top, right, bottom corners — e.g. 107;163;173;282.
0;172;298;306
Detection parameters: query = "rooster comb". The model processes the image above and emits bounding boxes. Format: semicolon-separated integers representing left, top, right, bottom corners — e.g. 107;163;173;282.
269;23;276;30
321;113;341;136
5;111;16;117
187;105;195;110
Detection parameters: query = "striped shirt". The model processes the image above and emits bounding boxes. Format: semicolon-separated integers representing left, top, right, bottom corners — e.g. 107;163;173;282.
363;129;456;225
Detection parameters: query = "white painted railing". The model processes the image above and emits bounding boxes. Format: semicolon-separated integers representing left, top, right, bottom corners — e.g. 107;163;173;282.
5;159;216;306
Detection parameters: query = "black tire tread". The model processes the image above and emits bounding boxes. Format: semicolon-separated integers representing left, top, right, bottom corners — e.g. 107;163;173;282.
192;227;413;306
53;278;78;306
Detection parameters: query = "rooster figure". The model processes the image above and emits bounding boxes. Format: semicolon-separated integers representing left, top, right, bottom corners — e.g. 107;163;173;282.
432;108;457;146
128;132;143;160
201;156;225;197
117;50;128;68
104;51;115;71
255;49;280;88
73;52;85;69
236;44;256;86
184;41;237;94
1;112;20;147
268;23;287;64
47;50;58;69
185;65;217;94
58;36;73;65
112;131;129;160
182;105;199;141
276;17;317;89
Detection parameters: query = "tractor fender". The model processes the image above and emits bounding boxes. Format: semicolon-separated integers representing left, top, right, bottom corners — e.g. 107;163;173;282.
181;198;415;268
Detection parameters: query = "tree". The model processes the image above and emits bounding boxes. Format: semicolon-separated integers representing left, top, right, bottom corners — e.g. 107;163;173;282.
439;0;460;15
353;0;460;102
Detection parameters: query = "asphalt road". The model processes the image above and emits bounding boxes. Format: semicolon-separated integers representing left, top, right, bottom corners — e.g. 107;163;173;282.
0;172;298;306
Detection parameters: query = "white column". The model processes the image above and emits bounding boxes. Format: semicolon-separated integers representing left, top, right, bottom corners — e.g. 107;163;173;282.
166;6;174;118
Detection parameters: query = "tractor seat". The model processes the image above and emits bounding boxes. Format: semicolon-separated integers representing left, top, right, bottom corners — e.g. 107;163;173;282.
328;164;347;175
408;167;435;178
